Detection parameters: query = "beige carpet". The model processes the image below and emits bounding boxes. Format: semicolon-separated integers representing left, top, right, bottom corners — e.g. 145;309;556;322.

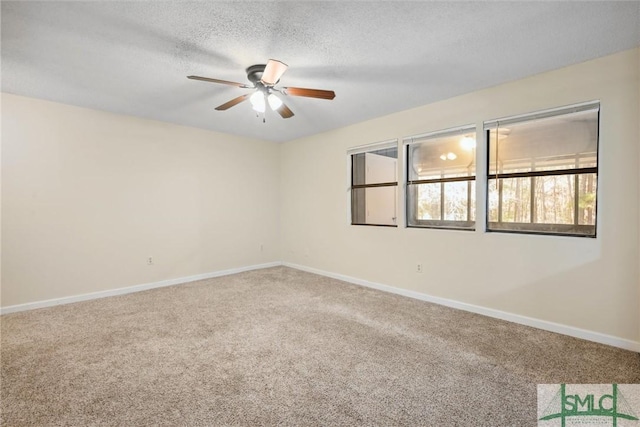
1;266;639;426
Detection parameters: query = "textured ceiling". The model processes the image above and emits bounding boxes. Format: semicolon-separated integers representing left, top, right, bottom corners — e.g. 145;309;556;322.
2;1;639;143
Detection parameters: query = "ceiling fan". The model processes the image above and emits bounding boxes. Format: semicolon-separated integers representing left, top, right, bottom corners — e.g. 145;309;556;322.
187;59;335;120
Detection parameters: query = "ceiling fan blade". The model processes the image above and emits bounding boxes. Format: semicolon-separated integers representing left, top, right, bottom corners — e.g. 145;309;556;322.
215;94;251;111
283;87;336;100
187;75;251;88
261;59;288;86
276;102;294;119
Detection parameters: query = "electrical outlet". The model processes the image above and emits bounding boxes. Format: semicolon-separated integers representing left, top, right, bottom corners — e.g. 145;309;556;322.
260;244;264;252
147;256;154;265
416;263;422;273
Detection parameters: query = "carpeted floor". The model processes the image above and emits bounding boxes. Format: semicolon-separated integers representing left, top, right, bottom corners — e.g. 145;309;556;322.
1;266;639;426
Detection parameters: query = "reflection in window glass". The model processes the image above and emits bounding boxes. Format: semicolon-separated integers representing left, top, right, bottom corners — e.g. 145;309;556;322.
406;128;476;230
350;145;398;226
486;105;598;237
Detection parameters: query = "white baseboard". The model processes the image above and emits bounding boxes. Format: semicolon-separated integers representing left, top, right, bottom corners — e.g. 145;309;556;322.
282;262;640;353
0;262;282;315
3;260;638;352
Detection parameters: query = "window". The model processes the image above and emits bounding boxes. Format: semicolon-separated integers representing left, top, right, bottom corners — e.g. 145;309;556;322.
485;102;599;237
405;126;476;230
349;141;398;226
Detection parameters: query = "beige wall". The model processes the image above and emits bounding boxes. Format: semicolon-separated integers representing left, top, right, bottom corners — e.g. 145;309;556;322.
2;49;638;344
0;94;3;309
280;48;640;342
2;94;280;306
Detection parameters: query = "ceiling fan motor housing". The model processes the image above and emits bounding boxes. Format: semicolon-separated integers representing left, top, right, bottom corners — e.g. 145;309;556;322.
246;64;267;85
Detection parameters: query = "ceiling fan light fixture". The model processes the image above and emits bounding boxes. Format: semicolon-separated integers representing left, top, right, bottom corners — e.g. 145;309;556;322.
268;93;283;110
261;59;288;86
250;91;265;113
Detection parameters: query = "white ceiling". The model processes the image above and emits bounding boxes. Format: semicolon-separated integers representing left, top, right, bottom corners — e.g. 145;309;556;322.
2;1;639;143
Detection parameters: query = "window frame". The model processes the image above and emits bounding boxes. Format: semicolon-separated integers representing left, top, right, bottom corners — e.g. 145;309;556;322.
404;125;477;231
484;101;600;238
348;140;399;227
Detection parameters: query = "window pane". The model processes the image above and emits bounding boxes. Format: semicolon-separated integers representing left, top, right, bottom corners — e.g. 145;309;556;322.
486;105;598;237
408;133;475;181
578;173;597;226
534;175;575;225
469;181;476;222
488;178;531;223
408;180;475;229
488;109;598;175
487;183;499;223
352;148;397;186
350;145;398;227
406;128;476;230
488;174;597;234
416;183;441;220
351;186;397;226
444;181;474;221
